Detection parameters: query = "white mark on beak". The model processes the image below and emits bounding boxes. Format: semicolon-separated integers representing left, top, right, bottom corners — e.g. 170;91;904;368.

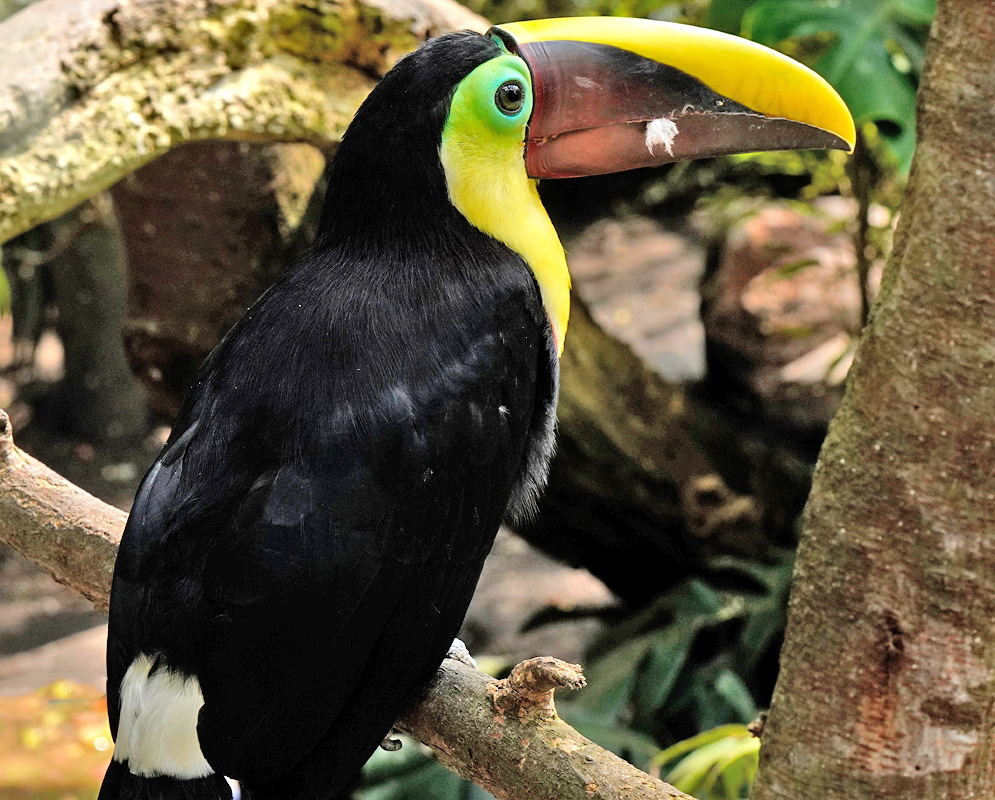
574;76;598;89
645;117;679;157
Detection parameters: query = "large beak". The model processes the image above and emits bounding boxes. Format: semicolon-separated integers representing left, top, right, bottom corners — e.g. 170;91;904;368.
489;18;856;179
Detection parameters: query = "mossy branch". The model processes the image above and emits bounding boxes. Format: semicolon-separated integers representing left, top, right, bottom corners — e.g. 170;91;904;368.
0;0;486;244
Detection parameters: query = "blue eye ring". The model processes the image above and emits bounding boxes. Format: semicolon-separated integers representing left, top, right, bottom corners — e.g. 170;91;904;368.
495;80;526;116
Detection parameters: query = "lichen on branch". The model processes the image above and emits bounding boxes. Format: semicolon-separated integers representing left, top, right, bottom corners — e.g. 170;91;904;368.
0;0;486;245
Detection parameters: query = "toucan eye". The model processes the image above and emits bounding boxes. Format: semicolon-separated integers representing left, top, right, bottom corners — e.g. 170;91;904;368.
495;81;525;116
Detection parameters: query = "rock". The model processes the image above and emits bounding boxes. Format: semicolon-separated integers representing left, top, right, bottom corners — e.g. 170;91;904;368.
114;141;326;416
700;197;884;432
567;215;706;382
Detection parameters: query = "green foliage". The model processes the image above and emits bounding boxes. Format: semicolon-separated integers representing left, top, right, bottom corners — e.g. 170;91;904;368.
653;725;759;799
558;554;793;761
711;0;935;172
354;556;792;799
554;557;792;796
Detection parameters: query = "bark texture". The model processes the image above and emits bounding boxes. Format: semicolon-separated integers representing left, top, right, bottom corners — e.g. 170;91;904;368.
752;4;995;799
0;410;689;800
113;140;327;416
0;0;485;244
0;412;126;607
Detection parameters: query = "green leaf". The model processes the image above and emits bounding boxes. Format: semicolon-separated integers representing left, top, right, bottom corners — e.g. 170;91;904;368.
663;732;758;797
687;675;746;731
635;626;697;713
575;633;658;718
825;36;917;169
707;0;760;33
713;670;758;722
744;3;851;42
894;0;935;24
742;0;933;172
715;741;760;797
700;735;761;799
651;724;752;769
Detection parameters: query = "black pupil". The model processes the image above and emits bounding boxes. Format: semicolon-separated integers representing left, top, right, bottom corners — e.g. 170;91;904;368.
496;82;524;115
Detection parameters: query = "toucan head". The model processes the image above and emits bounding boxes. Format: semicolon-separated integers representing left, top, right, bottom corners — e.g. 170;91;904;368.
320;19;855;354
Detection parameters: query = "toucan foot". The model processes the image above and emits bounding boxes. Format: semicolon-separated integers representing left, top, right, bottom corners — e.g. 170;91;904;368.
379;732;402;752
446;638;477;669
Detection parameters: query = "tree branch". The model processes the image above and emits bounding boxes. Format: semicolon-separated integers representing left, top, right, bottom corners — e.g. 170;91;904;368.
0;409;692;800
402;657;694;800
0;410;125;607
0;0;486;244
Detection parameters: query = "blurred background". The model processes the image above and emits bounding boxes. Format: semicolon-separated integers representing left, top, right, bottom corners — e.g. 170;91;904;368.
0;0;932;797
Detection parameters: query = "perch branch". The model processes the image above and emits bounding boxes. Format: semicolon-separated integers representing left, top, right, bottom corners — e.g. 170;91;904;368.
402;656;694;800
0;410;693;800
0;411;125;606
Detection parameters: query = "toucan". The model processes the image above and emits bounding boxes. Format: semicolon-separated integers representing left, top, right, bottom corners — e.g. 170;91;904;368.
98;17;854;800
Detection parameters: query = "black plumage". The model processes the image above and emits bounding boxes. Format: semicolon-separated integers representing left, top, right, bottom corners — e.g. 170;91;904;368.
102;31;558;800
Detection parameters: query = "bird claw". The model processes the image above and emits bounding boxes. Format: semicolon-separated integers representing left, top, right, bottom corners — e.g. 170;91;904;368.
445;637;477;668
379;733;402;752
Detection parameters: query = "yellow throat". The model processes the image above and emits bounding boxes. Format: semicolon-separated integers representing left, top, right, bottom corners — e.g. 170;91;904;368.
439;55;571;356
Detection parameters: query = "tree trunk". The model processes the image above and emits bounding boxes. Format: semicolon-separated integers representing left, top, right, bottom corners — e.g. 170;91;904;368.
113;140;326;416
45;197;148;440
752;4;995;798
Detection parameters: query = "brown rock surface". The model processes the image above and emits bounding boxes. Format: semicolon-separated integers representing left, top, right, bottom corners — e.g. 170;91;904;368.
701;197;883;429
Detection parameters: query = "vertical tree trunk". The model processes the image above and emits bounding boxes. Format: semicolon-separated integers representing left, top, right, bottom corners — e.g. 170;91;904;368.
752;4;995;799
43;197;149;441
